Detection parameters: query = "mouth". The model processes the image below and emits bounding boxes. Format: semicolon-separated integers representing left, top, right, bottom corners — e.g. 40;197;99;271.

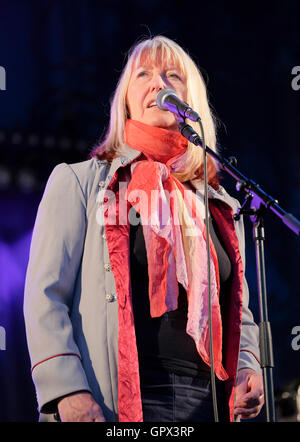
147;101;157;108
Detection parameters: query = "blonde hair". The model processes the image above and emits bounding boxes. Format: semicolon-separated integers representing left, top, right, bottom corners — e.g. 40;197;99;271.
91;35;219;183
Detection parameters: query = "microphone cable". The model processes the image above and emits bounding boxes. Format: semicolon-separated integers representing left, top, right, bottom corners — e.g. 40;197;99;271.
197;118;219;423
156;86;220;421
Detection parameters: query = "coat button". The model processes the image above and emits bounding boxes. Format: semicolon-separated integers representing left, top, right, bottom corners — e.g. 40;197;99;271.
99;181;105;188
104;263;111;272
105;293;117;302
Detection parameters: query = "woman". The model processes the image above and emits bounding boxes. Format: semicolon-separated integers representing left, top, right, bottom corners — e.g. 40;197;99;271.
24;35;264;422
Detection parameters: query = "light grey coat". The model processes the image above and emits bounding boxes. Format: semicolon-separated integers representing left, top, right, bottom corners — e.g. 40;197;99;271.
23;148;261;422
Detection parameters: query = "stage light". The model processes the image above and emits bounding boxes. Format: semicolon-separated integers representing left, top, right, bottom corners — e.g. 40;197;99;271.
16;170;36;192
0;166;11;189
276;378;300;422
43;136;56;148
11;133;22;144
27;134;39;147
59;137;71;150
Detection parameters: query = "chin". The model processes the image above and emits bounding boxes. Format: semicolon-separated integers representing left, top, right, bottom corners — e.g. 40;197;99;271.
146;116;178;131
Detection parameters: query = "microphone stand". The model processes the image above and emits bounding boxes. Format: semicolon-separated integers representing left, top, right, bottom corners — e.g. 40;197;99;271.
179;121;300;423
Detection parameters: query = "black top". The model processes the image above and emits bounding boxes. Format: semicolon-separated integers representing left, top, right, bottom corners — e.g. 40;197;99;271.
130;210;232;377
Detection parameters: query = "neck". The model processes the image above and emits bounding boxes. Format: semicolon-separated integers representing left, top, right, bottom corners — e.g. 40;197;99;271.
124;119;188;164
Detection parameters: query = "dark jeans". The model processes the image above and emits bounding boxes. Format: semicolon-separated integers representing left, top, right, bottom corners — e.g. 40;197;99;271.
140;366;229;422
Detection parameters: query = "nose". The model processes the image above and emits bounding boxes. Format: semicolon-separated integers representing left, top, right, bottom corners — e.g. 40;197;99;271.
150;73;167;92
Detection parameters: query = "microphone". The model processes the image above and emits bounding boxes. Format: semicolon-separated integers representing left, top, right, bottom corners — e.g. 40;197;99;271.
156;88;200;122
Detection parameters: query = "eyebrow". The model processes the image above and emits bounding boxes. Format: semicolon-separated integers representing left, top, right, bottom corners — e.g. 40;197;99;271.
135;65;152;71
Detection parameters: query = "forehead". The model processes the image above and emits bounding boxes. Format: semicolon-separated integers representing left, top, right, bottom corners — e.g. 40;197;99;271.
132;47;184;73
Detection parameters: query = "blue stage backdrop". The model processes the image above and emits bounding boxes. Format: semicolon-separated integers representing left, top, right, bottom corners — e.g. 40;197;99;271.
0;0;299;422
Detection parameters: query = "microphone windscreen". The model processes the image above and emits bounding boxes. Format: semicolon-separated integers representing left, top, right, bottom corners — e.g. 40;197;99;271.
156;88;178;110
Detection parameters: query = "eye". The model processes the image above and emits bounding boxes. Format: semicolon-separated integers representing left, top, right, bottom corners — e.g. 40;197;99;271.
137;71;148;78
167;72;181;80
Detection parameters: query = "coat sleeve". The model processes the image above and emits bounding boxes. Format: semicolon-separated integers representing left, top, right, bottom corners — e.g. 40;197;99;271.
233;202;262;374
23;163;92;413
238;276;262;373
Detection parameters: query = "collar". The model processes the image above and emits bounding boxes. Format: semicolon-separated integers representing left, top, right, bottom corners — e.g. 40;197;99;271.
94;144;240;213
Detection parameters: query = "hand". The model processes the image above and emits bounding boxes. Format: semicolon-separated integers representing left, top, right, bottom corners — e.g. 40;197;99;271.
234;368;264;420
57;391;106;422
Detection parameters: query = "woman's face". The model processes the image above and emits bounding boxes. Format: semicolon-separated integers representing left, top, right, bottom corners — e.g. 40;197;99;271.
126;56;187;131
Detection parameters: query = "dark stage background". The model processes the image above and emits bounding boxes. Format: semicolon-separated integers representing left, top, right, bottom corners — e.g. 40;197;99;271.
0;0;299;422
